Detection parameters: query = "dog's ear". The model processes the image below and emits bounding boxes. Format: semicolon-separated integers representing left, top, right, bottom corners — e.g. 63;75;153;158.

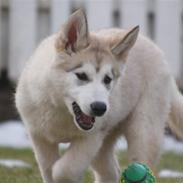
111;26;139;58
55;9;89;54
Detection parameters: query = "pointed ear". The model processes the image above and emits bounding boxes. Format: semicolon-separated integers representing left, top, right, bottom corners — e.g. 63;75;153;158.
111;26;139;58
55;9;89;54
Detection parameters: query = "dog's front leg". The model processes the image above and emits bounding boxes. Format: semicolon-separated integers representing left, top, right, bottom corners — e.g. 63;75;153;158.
91;130;120;183
30;134;59;183
52;133;104;183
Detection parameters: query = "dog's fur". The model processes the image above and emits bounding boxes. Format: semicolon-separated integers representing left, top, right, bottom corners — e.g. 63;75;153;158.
15;10;183;183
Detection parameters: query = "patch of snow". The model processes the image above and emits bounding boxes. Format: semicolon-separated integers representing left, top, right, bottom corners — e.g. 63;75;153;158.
116;137;128;151
59;143;70;149
163;136;183;154
116;135;183;153
0;121;31;148
0;121;70;149
159;169;183;178
0;159;31;168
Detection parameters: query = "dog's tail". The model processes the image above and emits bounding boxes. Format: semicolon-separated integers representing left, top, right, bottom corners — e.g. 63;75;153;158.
168;78;183;139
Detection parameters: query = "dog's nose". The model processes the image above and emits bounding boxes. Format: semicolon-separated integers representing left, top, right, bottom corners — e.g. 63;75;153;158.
90;102;107;116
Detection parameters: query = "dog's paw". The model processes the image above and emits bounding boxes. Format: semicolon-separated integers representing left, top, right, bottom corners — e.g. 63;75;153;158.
52;159;82;183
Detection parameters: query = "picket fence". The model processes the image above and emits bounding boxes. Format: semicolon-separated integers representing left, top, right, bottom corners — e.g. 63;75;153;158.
0;0;182;83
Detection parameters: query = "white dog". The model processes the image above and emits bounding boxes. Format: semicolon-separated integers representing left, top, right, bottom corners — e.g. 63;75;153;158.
15;10;183;183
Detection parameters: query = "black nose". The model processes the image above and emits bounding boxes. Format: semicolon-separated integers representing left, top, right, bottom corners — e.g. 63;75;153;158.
90;102;107;117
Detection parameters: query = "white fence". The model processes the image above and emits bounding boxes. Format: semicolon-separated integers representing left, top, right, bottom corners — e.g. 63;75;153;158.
0;0;183;83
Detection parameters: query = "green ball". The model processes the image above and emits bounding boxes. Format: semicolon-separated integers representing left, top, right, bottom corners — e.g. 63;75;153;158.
121;163;156;183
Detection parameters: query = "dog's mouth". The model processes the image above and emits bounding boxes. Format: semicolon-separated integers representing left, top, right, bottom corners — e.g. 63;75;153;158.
72;102;95;131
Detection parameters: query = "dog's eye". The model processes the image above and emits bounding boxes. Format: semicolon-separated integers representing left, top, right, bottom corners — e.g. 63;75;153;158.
103;75;112;85
75;72;89;81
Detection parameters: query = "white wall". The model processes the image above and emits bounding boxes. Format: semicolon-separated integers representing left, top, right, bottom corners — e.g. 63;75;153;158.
0;0;182;82
9;0;37;82
86;0;113;30
120;0;147;35
51;0;70;33
155;0;182;78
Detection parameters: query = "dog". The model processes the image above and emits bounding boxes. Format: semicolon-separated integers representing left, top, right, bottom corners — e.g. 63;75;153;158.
15;9;183;183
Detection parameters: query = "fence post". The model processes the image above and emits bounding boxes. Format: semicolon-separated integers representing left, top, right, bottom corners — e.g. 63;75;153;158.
51;0;70;34
120;0;147;35
155;0;181;79
9;0;37;82
85;0;114;31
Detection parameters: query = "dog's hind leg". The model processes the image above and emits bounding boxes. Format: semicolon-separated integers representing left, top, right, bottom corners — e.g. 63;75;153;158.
30;134;59;183
91;130;121;183
123;73;171;168
52;133;104;183
124;115;165;169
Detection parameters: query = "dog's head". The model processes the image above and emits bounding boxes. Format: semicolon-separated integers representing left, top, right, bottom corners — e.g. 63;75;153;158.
51;10;139;132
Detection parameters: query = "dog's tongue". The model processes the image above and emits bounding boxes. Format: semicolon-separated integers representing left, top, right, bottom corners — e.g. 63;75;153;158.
80;114;94;124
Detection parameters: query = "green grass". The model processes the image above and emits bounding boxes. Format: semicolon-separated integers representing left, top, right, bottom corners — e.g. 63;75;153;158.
0;148;41;183
0;147;183;183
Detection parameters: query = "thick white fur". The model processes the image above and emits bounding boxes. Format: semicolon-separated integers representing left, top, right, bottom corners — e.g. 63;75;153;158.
15;11;183;183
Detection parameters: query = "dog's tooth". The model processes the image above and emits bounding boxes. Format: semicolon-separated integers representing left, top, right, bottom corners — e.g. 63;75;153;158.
75;109;80;113
77;108;82;113
74;107;78;111
76;113;80;118
73;103;78;108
